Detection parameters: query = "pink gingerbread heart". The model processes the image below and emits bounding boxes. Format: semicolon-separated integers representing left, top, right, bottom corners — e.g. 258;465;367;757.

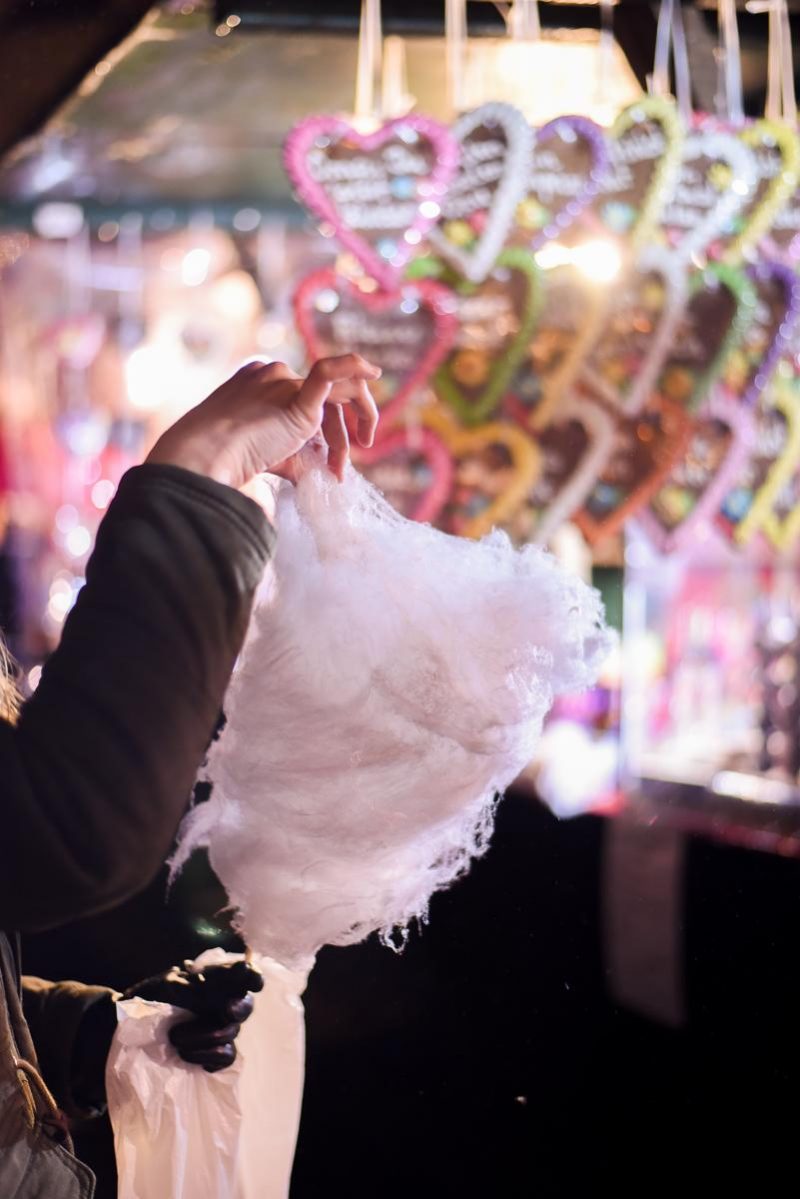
284;115;459;290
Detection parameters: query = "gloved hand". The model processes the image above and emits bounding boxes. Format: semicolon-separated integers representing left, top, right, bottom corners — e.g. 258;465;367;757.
122;959;264;1073
72;959;264;1111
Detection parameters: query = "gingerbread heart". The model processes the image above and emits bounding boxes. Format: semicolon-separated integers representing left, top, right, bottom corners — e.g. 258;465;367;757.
523;398;617;546
658;127;756;264
421;405;540;540
411;248;541;426
637;387;755;554
515;114;609;251
351;427;453;525
654;262;755;414
283;115;459;289
716;367;800;546
426;102;533;284
581;95;684;253
577;246;688;416
293;267;458;430
573;394;693;546
716;118;800;265
503;263;607;431
720;259;800;408
763;143;800;263
761;382;800;552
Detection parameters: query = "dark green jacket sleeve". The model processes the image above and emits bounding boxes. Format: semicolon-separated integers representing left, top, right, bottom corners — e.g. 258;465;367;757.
0;464;273;933
21;975;116;1118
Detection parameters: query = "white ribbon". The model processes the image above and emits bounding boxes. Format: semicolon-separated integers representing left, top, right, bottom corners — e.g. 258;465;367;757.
652;0;692;123
508;0;541;42
354;0;383;123
445;0;468;117
716;0;744;124
753;0;797;124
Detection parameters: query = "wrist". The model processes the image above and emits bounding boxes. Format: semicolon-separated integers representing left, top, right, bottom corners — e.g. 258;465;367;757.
146;433;237;489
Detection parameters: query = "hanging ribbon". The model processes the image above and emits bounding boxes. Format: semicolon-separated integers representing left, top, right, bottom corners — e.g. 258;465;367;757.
716;0;744;124
508;0;541;42
354;0;383;124
381;35;415;118
596;0;616;122
757;0;797;124
445;0;467;117
652;0;692;123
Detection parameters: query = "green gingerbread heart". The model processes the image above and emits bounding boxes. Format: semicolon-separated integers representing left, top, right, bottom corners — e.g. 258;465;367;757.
409;247;542;425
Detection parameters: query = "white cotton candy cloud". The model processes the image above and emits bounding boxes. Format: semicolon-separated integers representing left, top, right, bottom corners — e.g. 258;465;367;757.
172;466;612;970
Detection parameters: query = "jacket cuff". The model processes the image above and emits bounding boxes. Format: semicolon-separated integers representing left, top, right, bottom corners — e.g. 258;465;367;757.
113;463;276;560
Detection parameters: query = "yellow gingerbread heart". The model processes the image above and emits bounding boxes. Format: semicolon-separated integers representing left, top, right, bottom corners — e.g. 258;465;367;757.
420;404;540;539
757;377;800;551
733;376;800;547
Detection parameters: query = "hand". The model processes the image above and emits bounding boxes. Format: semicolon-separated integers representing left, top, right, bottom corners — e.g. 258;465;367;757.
124;959;264;1073
146;355;381;489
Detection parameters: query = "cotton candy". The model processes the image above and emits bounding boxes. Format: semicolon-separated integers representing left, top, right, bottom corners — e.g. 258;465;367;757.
173;464;611;970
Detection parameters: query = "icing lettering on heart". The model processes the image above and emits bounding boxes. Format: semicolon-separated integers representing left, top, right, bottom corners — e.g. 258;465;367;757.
427;102;533;284
515;115;609;251
659;128;756;264
284;115;459;289
293;267;458;431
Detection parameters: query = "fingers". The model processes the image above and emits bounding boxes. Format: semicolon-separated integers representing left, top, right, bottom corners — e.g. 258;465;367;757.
169;1017;241;1052
295;354;380;429
322;403;350;481
178;1043;238;1073
328;378;379;449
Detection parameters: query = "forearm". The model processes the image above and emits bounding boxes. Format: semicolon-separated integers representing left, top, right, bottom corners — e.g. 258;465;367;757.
1;465;273;931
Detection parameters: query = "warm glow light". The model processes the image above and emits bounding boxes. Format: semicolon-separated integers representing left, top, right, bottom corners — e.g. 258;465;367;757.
65;526;92;558
181;247;211;287
534;238;622;283
125;345;167;411
462;32;642;127
91;479;116;510
571;238;623;283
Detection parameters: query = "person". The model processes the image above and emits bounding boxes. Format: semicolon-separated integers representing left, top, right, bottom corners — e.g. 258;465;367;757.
0;353;380;1198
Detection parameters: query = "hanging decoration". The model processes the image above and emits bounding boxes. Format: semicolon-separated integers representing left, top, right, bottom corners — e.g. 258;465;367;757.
292;267;458;430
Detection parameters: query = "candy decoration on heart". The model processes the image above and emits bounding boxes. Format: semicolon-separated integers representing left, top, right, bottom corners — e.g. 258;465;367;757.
503;264;607;431
421;404;540;540
637;387;755;554
426;102;534;284
720;259;800;408
658;128;756;264
573;395;694;546
351;427;454;525
293;267;458;431
585;95;684;253
410;248;542;426
716;365;800;546
521;398;617;546
515;115;609;251
654;262;756;414
283;115;460;290
577;246;688;416
718;119;800;266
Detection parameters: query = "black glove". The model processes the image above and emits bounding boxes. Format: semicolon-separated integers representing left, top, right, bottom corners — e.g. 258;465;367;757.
122;959;264;1073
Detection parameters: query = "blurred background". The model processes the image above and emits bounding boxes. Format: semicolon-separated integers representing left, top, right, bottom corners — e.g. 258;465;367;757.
2;2;800;1195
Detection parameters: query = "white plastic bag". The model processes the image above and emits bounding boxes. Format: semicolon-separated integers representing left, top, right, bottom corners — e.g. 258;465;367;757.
106;949;307;1199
